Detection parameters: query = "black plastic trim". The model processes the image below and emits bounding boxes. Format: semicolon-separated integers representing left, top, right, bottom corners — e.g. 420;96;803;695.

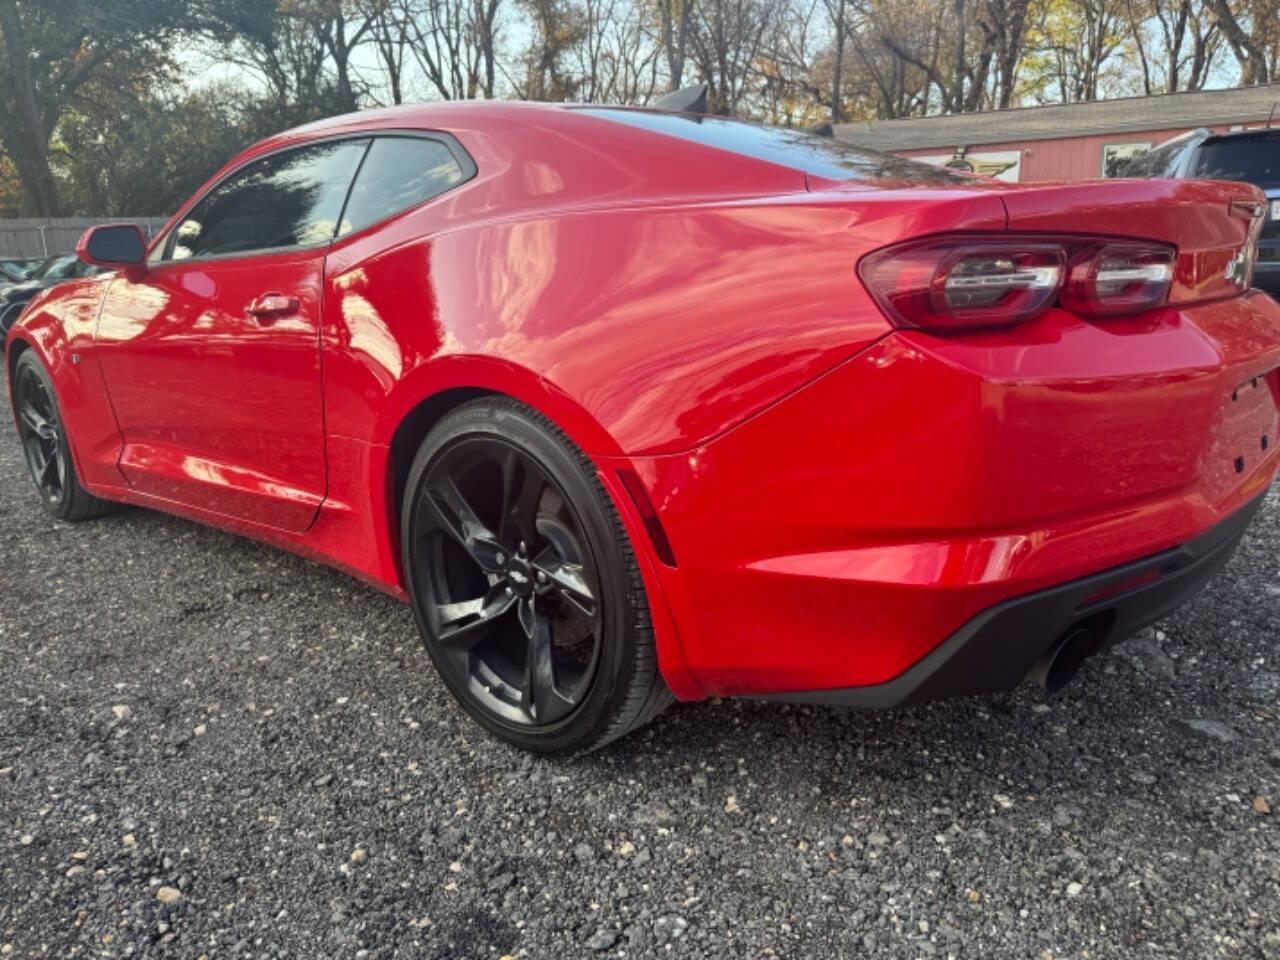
759;493;1265;709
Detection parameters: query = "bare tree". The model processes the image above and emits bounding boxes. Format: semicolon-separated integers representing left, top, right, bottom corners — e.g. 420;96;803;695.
1024;0;1128;102
404;0;503;99
365;0;413;103
1124;0;1221;92
517;0;587;100
655;0;697;89
687;0;777;113
234;8;332;107
1207;0;1280;84
570;0;662;103
282;0;377;111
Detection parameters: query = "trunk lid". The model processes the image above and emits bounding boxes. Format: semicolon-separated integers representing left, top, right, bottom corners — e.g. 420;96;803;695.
997;178;1264;302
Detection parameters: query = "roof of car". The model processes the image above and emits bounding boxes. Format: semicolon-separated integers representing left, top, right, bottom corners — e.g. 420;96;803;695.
833;84;1280;152
279;100;568;138
1203;126;1280;143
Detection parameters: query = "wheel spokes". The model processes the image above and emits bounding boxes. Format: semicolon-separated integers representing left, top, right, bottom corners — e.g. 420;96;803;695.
517;597;575;724
35;449;58;487
413;437;603;728
533;552;599;624
424;474;507;574
434;583;517;647
499;448;545;549
18;401;55;441
16;370;64;503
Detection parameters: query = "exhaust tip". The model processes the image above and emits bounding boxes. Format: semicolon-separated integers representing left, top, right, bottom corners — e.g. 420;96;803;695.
1029;627;1094;694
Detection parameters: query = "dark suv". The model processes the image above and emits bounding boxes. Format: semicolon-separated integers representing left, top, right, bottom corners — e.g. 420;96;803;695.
1120;127;1280;294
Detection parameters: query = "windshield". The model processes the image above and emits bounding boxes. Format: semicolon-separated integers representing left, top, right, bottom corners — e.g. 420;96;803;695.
1118;130;1202;178
1194;134;1280;186
31;255;77;280
580;108;975;184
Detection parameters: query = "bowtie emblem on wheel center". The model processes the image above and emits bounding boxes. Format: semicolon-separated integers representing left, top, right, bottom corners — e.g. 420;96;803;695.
505;558;535;596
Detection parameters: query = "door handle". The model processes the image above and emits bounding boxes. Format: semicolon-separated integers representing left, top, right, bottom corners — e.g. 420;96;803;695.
247;293;300;320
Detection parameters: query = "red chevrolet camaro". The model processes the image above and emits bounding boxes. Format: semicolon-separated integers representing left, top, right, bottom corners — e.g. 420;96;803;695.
6;101;1279;753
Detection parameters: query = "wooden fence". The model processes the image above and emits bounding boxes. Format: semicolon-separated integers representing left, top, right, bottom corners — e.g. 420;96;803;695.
0;217;169;258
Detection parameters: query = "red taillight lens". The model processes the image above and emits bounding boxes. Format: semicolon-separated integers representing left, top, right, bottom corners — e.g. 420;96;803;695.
1060;242;1174;317
860;240;1065;332
859;235;1178;333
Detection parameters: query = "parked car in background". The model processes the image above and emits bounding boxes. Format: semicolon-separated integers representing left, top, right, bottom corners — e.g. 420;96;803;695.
7;102;1280;754
1119;127;1280;294
1;260;35;285
0;254;103;335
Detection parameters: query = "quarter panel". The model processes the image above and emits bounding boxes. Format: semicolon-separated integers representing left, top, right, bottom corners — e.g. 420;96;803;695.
6;276;123;490
322;189;1008;457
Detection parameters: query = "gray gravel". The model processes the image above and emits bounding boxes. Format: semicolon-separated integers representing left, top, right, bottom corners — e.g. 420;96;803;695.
1;364;1278;959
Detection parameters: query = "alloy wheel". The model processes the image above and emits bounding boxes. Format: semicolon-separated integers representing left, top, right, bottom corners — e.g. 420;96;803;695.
410;437;603;727
15;364;66;505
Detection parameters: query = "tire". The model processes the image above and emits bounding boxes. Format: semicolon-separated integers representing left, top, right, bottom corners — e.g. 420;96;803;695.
11;350;116;522
401;397;674;754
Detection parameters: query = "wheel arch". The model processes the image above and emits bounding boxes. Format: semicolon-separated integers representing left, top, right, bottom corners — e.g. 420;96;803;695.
377;354;628;533
376;355;622;578
375;360;705;702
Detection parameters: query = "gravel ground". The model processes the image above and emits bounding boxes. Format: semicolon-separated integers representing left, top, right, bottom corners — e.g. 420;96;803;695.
1;366;1278;960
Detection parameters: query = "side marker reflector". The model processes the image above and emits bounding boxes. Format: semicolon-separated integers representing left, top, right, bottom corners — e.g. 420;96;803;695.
617;469;678;567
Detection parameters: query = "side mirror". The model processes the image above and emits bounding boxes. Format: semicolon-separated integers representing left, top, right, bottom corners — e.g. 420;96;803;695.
77;224;148;269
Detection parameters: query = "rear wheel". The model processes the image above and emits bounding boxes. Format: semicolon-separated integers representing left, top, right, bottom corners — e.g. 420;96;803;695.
12;351;114;521
401;398;673;754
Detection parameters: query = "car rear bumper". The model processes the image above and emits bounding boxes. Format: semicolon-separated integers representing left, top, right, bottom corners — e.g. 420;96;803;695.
755;491;1262;706
604;291;1280;701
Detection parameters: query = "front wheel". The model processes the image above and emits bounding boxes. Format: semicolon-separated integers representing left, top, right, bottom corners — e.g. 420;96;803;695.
11;351;115;521
401;398;673;754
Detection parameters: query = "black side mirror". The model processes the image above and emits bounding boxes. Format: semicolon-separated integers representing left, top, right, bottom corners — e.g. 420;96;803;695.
78;224;147;267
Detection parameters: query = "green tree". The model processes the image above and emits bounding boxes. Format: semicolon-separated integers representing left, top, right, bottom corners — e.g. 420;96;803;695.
0;0;261;216
55;86;254;217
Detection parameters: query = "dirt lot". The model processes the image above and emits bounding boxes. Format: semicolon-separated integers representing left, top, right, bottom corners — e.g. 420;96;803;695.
1;366;1278;959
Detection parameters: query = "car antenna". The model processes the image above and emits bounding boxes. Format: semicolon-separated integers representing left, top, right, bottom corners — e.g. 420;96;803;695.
1269;102;1278;128
654;83;708;114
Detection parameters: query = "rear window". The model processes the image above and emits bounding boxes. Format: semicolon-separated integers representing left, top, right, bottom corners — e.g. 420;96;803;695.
1117;132;1199;178
579;108;972;184
338;136;468;237
1194;135;1280;186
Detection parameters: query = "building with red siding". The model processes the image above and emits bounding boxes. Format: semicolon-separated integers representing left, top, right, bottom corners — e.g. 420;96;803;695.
834;85;1280;182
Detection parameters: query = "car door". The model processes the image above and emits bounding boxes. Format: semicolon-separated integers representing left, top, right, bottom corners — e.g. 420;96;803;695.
94;137;369;532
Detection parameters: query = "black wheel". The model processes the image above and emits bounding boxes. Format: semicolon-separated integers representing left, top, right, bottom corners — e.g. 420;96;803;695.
12;351;115;521
402;398;674;754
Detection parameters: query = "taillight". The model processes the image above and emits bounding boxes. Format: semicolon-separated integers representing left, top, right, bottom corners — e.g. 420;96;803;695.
860;240;1064;332
1060;243;1174;317
859;235;1177;333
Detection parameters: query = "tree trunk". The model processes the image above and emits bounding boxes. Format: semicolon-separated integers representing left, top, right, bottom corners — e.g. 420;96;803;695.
1207;0;1267;84
662;0;691;91
0;0;60;215
831;0;845;123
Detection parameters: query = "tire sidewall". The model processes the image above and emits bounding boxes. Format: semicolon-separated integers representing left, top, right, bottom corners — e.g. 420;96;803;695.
13;350;73;520
402;400;643;754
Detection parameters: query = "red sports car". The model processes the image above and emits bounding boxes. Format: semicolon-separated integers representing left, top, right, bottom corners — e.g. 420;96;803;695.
7;102;1279;754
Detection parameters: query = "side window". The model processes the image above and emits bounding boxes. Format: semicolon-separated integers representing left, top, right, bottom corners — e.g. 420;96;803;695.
337;137;467;237
168;139;369;261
